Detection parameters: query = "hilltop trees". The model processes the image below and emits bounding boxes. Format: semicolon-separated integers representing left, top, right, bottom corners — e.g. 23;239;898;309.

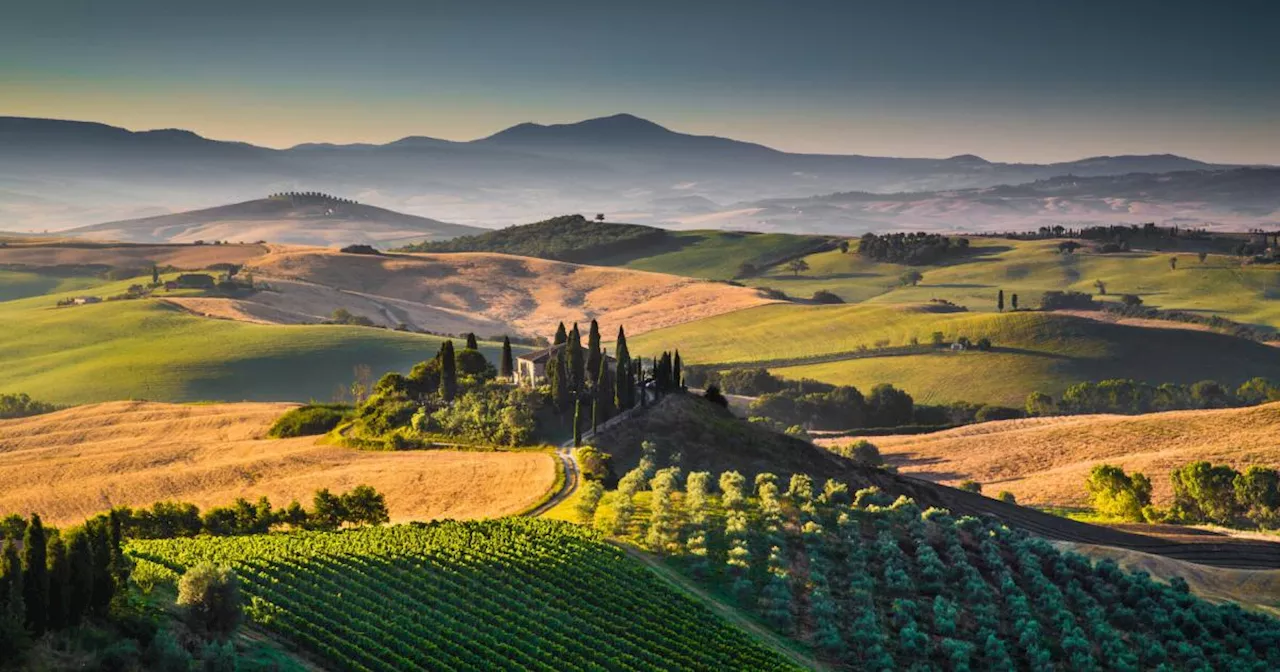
859;232;966;264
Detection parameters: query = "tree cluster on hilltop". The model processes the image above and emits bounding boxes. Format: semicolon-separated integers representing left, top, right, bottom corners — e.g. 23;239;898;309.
857;232;969;265
396;214;668;262
1025;377;1280;416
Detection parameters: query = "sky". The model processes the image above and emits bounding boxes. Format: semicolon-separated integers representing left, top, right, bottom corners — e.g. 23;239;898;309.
3;0;1278;164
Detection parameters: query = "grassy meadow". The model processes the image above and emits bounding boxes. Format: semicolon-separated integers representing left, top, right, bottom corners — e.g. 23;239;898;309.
601;230;831;280
0;273;511;404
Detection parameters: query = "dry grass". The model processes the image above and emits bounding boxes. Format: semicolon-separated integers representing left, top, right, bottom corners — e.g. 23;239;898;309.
0;242;269;269
0;401;556;526
239;248;775;337
821;402;1280;507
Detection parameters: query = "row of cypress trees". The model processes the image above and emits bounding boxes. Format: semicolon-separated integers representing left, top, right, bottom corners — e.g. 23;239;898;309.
0;512;128;657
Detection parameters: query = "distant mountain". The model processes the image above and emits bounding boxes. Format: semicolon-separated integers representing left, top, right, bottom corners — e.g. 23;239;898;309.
0;114;1259;234
65;193;482;246
691;168;1280;234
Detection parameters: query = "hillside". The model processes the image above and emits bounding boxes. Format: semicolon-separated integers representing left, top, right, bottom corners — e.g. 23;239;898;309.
0;401;556;525
130;519;805;671
745;236;1280;329
630;303;1280;406
826;402;1280;508
65;193;482;246
399;213;833;279
0;276;498;404
226;246;777;337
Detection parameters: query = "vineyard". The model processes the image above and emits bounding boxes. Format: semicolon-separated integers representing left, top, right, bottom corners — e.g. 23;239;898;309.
583;463;1280;670
127;518;802;671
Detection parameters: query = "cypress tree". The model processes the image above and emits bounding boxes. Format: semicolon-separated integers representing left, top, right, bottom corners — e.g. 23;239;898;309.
673;350;682;390
499;336;514;379
586;320;602;389
638;359;649;408
614;326;632;411
573;396;583;447
593;348;613;432
567;324;585;393
553;322;567;346
151;265;159;285
0;540;24;658
108;510;129;595
438;340;457;400
87;518;112;616
1012;293;1019;311
551;350;570;412
46;536;69;632
997;289;1005;312
66;529;92;626
22;515;48;635
465;332;478;350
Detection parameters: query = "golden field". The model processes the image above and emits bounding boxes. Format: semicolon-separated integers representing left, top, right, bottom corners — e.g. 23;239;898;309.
0;401;556;525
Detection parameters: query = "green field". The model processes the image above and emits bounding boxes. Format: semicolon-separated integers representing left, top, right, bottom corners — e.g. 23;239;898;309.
0;276;513;405
601;230;832;280
129;519;802;671
745;238;1280;328
0;269;104;302
630;302;1280;405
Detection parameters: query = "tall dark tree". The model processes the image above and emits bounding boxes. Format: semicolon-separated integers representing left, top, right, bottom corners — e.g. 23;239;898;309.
593;348;614;432
573;396;583;447
499;336;514;379
438;340;458;401
614;327;632;411
637;359;648;408
151;265;160;285
550;350;570;412
567;323;585;394
22;515;48;635
86;519;112;616
673;350;683;389
108;510;129;594
66;529;92;626
0;540;23;657
465;333;479;350
586;320;602;389
553;322;568;346
997;289;1005;312
46;536;69;632
1011;293;1019;311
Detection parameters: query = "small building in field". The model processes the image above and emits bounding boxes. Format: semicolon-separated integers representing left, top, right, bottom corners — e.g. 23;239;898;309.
515;343;616;386
72;296;101;305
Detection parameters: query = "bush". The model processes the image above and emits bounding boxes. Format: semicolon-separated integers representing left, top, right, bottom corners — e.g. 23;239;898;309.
1039;290;1096;310
810;289;844;304
957;480;982;494
842;439;882;466
267;404;353;438
177;563;243;639
574;446;614;482
997;491;1017;504
1085;464;1152;522
339;244;380;255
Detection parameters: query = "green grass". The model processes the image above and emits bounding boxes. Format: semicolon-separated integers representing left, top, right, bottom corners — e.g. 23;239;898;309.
0;269;104;302
0;276;515;405
631;302;1280;406
600;230;832;280
746;238;1280;328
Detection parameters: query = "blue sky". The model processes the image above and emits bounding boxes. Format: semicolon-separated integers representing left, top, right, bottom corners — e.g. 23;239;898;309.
3;0;1277;162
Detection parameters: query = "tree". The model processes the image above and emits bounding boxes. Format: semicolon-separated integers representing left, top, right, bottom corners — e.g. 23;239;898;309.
1094;279;1107;295
65;529;92;626
553;322;567;346
1058;241;1081;254
499;336;514;379
586;320;602;388
1011;293;1019;310
997;491;1017;504
593;350;613;430
573;396;583;447
1120;293;1143;307
22;515;48;635
786;259;810;276
465;332;478;350
309;488;347;531
1025;391;1055;416
177;563;242;639
900;269;924;286
1236;377;1278;405
340;485;390;526
1234;466;1280;521
1169;256;1178;270
0;540;25;660
45;536;69;632
1087;464;1152;521
867;384;913;427
614;326;632;411
673;350;682;389
1171;461;1239;524
574;446;613;482
567;324;585;393
847;439;882;466
703;385;729;408
1198;251;1208;263
958;480;982;494
997;289;1004;312
151;265;160;285
838;240;850;254
438;340;457;400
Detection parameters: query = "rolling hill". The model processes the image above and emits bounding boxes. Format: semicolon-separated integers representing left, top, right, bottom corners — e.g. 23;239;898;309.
2;114;1254;232
64;193;482;246
0;401;557;526
629;303;1280;406
823;402;1280;508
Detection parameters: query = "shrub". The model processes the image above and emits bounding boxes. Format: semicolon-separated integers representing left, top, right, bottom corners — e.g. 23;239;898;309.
177;563;243;639
1085;464;1152;522
702;385;729;408
574;446;614;482
810;289;844;304
957;480;982;494
267;404;353;438
339;244;380;255
1039;290;1096;310
973;405;1022;422
997;491;1017;504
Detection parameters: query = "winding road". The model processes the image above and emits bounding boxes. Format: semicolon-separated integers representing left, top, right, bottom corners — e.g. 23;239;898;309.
524;441;579;517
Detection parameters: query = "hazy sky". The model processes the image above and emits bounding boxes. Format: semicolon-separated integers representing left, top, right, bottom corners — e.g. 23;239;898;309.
3;0;1277;163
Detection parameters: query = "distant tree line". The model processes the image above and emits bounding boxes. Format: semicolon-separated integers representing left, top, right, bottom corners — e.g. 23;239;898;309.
857;232;970;265
268;191;358;204
0;393;59;420
1026;377;1280;416
1102;302;1280;343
